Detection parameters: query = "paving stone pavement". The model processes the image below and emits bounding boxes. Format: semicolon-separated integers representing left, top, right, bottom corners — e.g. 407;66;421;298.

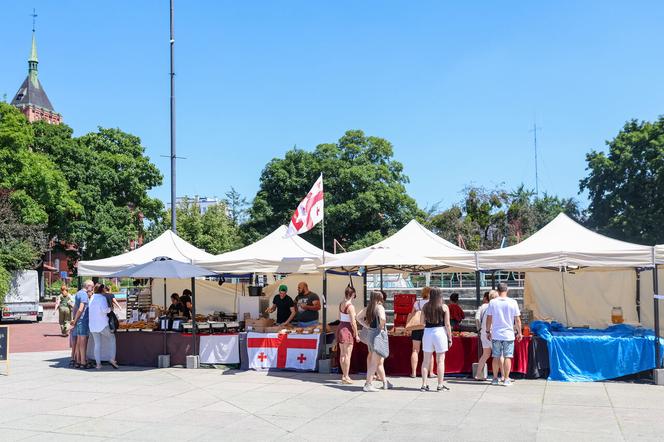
1;351;663;441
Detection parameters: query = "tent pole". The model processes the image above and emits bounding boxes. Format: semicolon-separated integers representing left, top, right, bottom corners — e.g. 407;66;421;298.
322;270;328;359
475;271;481;309
380;267;383;291
491;271;496;290
191;277;197;358
163;278;167;356
654;266;661;369
363;270;367;307
636;269;641;322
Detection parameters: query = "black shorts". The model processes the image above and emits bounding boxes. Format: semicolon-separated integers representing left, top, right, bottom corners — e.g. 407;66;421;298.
411;329;424;341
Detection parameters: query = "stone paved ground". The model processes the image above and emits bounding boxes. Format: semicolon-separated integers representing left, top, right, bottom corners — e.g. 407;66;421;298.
0;351;663;441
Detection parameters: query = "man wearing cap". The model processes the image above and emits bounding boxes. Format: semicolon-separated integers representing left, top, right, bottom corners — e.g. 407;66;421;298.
266;285;296;326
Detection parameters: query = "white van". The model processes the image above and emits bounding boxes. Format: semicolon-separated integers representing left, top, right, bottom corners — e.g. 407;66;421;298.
2;270;42;322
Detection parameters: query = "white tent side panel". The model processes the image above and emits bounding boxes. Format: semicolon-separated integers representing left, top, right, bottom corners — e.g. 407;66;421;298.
524;270;639;328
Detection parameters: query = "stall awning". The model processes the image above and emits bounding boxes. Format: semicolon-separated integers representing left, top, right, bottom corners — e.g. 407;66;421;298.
78;230;214;276
195;225;326;274
477;213;654;271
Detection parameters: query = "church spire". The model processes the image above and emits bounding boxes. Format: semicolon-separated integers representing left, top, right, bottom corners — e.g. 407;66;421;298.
28;9;38;84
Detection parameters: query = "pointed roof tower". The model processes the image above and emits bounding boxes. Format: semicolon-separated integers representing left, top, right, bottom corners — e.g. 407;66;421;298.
10;11;61;124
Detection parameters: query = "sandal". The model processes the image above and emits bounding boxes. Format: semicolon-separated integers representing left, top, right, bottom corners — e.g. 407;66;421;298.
437;384;450;392
109;361;119;370
420;385;430;392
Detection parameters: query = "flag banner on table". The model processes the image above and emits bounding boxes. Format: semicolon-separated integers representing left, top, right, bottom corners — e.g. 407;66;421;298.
199;335;240;364
286;174;324;237
247;332;320;371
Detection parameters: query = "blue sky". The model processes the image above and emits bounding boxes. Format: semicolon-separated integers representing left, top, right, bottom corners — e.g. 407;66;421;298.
2;1;663;211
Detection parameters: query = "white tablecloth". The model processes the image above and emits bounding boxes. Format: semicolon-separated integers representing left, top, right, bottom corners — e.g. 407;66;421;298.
199;335;240;364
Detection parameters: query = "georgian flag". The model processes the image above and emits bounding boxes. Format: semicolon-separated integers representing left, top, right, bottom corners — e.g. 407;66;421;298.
247;332;320;371
286;174;324;237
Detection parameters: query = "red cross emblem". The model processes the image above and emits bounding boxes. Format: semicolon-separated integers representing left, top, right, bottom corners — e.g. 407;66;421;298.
297;353;307;364
257;352;267;362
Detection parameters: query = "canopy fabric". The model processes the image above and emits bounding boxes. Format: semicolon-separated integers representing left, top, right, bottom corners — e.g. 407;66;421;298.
195;225;326;274
107;257;215;279
320;245;443;272
655;245;664;265
372;220;477;270
78;230;214;276
477;213;654;270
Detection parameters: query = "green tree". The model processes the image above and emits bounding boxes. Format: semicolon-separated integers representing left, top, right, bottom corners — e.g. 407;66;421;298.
0;190;47;303
244;130;425;250
224;187;248;225
0;103;80;236
580;117;664;244
148;197;242;254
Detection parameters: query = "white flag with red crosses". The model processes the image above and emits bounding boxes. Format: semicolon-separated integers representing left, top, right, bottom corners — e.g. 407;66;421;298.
286;174;324;237
247;332;320;371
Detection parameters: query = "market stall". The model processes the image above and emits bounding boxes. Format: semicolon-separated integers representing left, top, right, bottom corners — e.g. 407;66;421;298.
477;213;660;381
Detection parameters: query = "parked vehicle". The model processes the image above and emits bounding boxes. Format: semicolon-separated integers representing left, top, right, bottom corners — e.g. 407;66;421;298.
1;270;42;322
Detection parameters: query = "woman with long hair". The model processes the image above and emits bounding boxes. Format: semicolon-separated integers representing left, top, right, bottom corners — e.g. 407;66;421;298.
420;288;452;392
357;291;390;392
474;290;498;380
410;287;434;378
337;286;359;384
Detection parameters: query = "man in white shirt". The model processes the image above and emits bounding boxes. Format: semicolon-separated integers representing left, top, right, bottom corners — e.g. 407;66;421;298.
486;283;522;386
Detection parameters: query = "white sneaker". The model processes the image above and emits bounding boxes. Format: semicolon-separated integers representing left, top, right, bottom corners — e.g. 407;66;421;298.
491;378;500;386
382;380;394;390
363;384;380;392
503;379;512;387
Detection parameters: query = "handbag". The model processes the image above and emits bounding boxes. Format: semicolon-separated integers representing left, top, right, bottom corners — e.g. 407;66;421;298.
359;327;372;345
105;295;120;333
373;329;390;358
405;310;425;331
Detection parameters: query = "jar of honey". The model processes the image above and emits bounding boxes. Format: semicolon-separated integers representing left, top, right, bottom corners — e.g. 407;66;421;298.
611;306;624;324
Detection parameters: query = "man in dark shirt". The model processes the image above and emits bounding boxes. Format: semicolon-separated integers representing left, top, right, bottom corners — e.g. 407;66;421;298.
266;285;296;325
294;282;321;327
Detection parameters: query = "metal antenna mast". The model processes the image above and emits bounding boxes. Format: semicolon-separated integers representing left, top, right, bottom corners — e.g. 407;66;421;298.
169;0;177;232
529;121;542;196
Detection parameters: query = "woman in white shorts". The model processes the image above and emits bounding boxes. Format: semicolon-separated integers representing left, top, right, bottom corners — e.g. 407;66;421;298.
420;288;452;392
474;290;498;380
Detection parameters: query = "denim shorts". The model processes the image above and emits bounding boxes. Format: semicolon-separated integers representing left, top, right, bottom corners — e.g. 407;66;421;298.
75;319;90;337
491;339;515;358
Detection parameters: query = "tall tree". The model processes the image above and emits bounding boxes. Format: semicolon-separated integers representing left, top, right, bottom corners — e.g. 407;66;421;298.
244;130;425;250
32;123;163;260
581;117;664;244
224;187;248;225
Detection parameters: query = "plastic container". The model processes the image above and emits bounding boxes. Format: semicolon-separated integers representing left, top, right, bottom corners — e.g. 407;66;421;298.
611;306;624;324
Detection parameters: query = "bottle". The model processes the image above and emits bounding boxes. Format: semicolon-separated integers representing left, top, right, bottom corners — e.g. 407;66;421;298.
611;306;624;324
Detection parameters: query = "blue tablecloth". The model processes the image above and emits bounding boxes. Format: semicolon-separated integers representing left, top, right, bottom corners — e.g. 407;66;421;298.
531;321;664;382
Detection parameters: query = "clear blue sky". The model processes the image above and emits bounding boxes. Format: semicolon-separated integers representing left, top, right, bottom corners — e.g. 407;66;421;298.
2;1;663;211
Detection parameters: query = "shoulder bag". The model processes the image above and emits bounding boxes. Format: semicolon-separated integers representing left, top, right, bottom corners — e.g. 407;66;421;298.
106;295;120;333
405;301;425;331
373;327;390;358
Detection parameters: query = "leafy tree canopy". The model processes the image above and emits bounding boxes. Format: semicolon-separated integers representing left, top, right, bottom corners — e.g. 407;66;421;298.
580;117;664;244
244;130;425;250
147;197;242;254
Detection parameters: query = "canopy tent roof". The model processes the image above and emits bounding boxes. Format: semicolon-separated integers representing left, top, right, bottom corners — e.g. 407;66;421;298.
107;257;215;279
195;225;326;274
477;213;654;271
373;220;476;270
320;245;444;272
78;230;215;276
655;245;664;265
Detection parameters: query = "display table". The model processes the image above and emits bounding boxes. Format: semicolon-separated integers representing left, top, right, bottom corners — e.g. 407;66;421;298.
345;335;530;376
115;332;239;367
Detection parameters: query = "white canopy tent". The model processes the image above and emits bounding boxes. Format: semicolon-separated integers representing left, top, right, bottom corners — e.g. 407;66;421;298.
477;213;654;271
320;245;444;272
196;225;327;274
78;230;215;276
372;220;477;271
476;213;655;328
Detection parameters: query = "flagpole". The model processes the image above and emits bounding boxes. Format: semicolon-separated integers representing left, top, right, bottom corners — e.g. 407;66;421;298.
321;173;328;363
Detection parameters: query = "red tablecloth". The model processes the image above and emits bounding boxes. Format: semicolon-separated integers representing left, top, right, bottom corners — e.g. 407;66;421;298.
345;335;530;376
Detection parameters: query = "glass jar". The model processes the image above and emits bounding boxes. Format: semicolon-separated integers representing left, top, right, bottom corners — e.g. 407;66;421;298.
611;306;624;324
